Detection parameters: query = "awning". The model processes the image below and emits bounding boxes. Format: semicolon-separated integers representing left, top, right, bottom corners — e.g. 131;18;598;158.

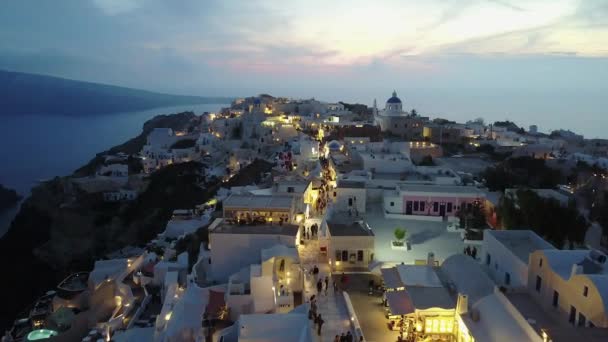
381;267;404;289
386;290;415;316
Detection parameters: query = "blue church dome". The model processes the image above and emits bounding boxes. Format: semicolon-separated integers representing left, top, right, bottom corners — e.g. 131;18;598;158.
253;98;262;105
328;140;342;151
386;90;402;104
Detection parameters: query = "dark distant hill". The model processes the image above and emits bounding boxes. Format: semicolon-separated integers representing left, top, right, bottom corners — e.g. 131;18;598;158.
0;70;232;116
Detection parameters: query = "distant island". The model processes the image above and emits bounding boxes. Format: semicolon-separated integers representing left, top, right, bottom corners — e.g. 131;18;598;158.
0;70;233;116
0;184;21;212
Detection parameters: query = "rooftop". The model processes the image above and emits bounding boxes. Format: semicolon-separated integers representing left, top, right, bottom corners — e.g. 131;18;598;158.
406;286;454;310
223;194;294;209
237;312;311;342
506;292;608;342
396;264;443;287
211;221;299;236
398;184;485;196
326;221;374;237
439;254;495;304
488;230;555;263
336;180;366;189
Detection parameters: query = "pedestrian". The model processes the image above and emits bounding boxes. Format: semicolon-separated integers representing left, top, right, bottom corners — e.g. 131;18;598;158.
334;335;340;342
316;314;324;336
333;280;338;293
340;333;346;342
317;279;323;294
308;308;314;320
346;331;353;342
465;245;471;256
324;276;329;295
313;265;319;277
472;246;478;259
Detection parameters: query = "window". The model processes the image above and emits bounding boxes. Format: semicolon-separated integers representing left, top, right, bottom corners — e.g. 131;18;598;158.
569;306;576;324
539;258;543;267
342;250;348;261
390;202;395;207
333;191;337;197
579;313;586;327
536;276;542;292
486;254;491;266
335;250;342;261
433;202;439;211
348;198;353;207
504;272;511;285
287;187;295;193
552;290;559;307
583;286;589;297
420;202;425;211
357;250;364;262
414;201;419;211
447;202;453;213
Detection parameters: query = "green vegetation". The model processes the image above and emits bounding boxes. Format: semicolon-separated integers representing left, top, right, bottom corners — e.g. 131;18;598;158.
171;138;197;149
482;157;563;191
394;228;407;243
498;189;587;248
457;202;487;229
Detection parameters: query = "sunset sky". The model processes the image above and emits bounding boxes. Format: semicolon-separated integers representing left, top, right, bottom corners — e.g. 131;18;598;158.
2;0;607;136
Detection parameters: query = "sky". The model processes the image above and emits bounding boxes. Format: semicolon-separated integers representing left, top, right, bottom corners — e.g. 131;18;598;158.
1;0;608;137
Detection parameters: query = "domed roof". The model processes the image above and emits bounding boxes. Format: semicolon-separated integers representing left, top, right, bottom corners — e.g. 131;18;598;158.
327;140;342;151
386;90;402;104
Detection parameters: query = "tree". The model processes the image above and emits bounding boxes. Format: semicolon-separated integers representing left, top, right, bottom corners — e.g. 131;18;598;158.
411;109;418;116
497;189;588;248
394;228;407;242
457;203;486;229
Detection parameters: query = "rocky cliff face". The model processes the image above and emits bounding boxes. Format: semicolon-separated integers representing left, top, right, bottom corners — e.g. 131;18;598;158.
0;184;21;212
0;111;201;331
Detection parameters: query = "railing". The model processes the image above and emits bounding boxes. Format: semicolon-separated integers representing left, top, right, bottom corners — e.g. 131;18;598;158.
342;291;366;342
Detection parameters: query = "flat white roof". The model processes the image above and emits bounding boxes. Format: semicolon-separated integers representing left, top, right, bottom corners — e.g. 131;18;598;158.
464;292;542;342
238;312;311;342
440;254;495;304
488;230;555;263
396;265;443;287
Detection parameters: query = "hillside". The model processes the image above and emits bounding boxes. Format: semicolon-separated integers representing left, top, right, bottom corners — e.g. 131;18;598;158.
0;70;232;116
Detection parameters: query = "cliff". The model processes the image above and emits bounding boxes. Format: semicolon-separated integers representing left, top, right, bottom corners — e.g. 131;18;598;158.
0;184;21;212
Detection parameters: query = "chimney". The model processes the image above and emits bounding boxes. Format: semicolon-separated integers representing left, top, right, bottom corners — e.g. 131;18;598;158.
427;252;435;267
456;294;469;315
570;264;583;279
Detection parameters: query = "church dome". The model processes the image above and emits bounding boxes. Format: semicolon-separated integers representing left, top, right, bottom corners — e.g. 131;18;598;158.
386;90;402;104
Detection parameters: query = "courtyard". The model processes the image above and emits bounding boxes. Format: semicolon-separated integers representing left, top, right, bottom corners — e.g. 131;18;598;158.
364;202;467;264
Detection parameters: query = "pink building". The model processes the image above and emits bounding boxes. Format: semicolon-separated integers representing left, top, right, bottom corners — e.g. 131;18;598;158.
384;184;485;218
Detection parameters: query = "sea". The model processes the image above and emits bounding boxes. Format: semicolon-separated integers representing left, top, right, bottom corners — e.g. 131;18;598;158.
0;103;228;237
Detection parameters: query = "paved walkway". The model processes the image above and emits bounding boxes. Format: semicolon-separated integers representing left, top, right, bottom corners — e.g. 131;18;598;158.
299;242;353;342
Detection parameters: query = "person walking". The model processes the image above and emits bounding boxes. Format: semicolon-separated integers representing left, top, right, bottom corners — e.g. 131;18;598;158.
324;276;329;295
472;246;478;259
340;333;346;342
316;279;323;294
346;331;353;342
334;335;340;342
316;314;324;336
333;279;338;293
